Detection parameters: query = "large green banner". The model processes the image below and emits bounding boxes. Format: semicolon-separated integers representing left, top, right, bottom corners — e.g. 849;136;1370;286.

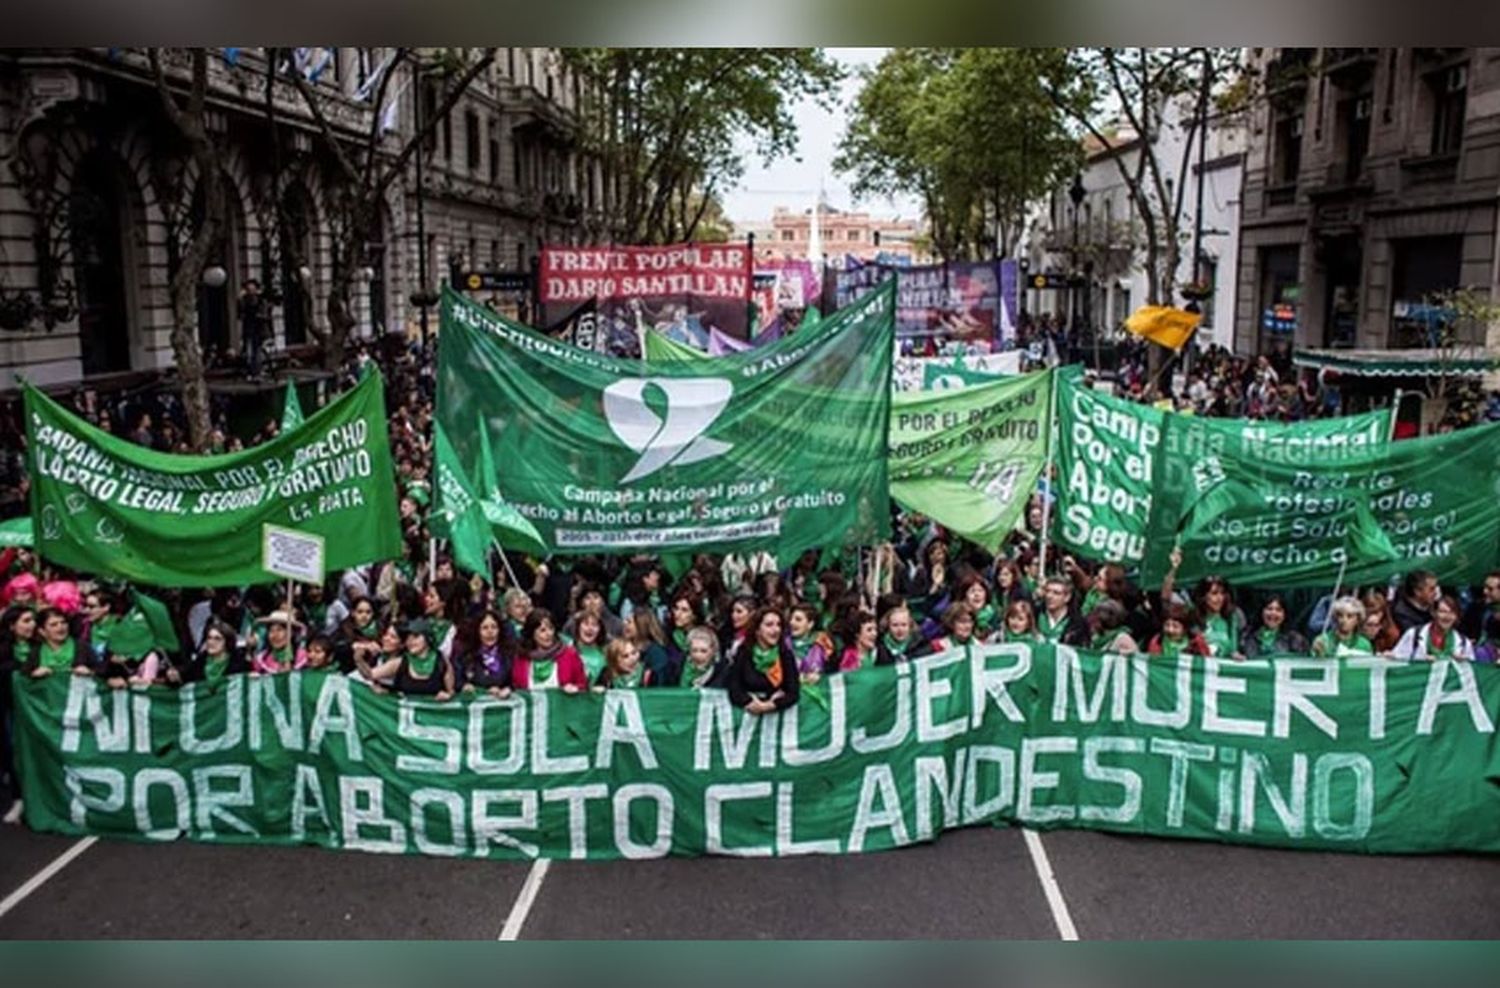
1053;370;1400;584
24;372;401;586
889;370;1052;550
1148;421;1500;588
436;284;895;556
14;645;1500;857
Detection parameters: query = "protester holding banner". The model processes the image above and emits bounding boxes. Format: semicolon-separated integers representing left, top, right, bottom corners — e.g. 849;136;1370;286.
1146;603;1212;658
728;608;798;713
786;604;833;682
919;603;980;654
458;610;514;698
370;620;455;699
568;611;609;684
512;611;587;692
1312;598;1374;657
23;608;90;678
596;639;649;690
1086;600;1139;654
626;610;676;686
682;627;729;689
878;605;921;664
335;596;385;675
1392;571;1441;634
1390;596;1476;661
718;594;757;660
251;612;308;676
1360;592;1403;654
996;600;1040;645
1036;578;1088;647
0;605;39;822
1240;595;1308;659
836;612;880;672
181;620;251;685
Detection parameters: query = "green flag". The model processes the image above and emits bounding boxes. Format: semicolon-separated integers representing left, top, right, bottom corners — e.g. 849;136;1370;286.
128;589;180;654
888;370;1052;549
796;306;822;334
24;371;401;587
0;516;31;547
430;420;493;579
280;380;305;432
474;412;546;556
437;281;895;558
642;326;709;364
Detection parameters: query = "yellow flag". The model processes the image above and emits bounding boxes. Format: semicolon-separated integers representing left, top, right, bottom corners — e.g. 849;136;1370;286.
1124;305;1202;351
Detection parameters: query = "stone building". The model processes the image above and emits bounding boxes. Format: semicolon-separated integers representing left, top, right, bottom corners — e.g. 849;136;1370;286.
742;203;926;266
1235;48;1500;358
0;47;605;391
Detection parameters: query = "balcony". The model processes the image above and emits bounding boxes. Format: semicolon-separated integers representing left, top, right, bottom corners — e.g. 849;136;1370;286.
1324;48;1378;89
1400;152;1459;186
1264;183;1298;208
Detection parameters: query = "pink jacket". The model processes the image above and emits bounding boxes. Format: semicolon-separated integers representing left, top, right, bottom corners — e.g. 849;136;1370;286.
251;647;308;675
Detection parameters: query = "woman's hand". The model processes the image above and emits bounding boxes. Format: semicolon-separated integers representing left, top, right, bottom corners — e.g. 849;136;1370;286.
72;666;93;677
107;677;127;690
488;686;511;700
746;698;776;715
30;667;51;679
1169;546;1183;571
802;670;821;686
435;690;453;702
562;684;580;695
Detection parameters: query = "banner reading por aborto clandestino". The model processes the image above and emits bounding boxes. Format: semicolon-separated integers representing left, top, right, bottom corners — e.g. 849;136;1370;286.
437;282;895;557
23;372;401;586
15;644;1500;858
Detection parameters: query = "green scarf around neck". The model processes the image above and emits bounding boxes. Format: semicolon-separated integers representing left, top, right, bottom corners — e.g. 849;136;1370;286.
38;638;74;672
881;632;912;657
751;641;780;674
405;649;437;678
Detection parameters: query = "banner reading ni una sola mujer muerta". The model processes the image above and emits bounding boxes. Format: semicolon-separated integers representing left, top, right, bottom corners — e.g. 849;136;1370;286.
15;644;1500;858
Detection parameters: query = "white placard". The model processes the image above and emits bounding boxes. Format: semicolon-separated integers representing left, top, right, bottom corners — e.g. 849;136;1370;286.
262;524;326;585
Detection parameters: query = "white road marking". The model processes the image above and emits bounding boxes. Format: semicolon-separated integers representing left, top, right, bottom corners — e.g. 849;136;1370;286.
1022;829;1079;941
498;858;551;941
0;836;98;921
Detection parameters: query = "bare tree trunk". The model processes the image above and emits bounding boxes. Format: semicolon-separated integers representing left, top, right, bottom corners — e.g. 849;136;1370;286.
150;48;220;452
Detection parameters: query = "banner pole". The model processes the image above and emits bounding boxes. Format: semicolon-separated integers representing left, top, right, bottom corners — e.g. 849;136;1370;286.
1389;388;1403;441
496;545;523;593
1321;553;1350;637
871;544;883;606
1036;368;1060;577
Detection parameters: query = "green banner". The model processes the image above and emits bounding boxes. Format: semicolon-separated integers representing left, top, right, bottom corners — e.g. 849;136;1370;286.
436;284;895;556
642;327;707;363
1053;370;1399;583
14;644;1500;857
889;370;1052;550
1149;421;1500;588
24;371;401;587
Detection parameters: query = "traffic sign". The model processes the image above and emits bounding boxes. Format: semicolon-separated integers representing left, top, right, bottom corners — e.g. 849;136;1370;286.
460;270;532;292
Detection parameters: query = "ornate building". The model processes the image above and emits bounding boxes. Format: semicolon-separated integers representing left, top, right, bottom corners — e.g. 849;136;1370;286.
0;47;606;390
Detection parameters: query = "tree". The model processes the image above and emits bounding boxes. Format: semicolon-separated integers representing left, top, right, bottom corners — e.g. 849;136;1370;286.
148;48;221;451
837;48;1081;261
275;47;496;369
566;49;843;245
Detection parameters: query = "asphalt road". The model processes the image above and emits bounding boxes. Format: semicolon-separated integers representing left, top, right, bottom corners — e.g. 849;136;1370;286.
3;822;1497;939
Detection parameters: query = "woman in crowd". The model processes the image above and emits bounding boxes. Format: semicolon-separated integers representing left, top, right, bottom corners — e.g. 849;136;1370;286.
501;588;532;641
570;610;609;684
182;620;250;686
627;609;676;686
596;638;649;690
1474;613;1500;664
786;603;833;683
1360;591;1403;653
837;611;880;672
1087;600;1139;654
1240;594;1308;658
355;619;454;699
1391;595;1475;661
23;607;91;678
81;589;120;663
939;575;999;640
512;610;587;692
100;613;165;688
460;610;513;698
335;595;384;674
1147;603;1212;658
1312;597;1373;657
664;591;699;673
682;627;729;689
878;604;921;664
0;605;42;823
992;559;1032;611
251;611;307;675
922;602;979;654
996;600;1039;645
909;540;950;618
562;585;625;642
718;593;757;658
1192;576;1246;659
728;607;798;713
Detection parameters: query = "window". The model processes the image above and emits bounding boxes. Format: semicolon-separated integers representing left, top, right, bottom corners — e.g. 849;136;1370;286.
546;72;554;100
780;230;795;242
441;105;452;161
465;111;480;171
489;118;500;184
514;142;523;188
1428;64;1467;156
1273;112;1303;185
1342;94;1372;181
848;229;861;241
507;47;515;79
490;239;500;266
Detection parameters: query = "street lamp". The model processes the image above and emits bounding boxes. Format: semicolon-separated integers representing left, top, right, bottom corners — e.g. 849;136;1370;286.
201;266;228;288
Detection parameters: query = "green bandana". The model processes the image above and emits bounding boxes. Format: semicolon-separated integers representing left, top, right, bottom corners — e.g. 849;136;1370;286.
39;638;74;672
672;628;691;654
688;658;717;688
1257;627;1281;653
881;632;912;658
1317;631;1372;657
1038;611;1069;642
1203;614;1237;656
751;642;780;674
1092;629;1125;652
1159;634;1187;659
972;603;998;634
858;647;877;671
358;620;380;639
789;634;815;661
1082;589;1105;617
13;639;34;666
204;654;230;685
577;643;605;682
612;664;645;689
267;644;295;670
90;615;119;649
405;649;437;679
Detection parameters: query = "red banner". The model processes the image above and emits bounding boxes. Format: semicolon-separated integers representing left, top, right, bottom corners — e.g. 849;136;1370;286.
540;244;752;304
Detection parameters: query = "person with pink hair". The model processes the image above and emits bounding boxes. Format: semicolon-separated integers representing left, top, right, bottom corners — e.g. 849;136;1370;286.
40;581;81;616
1;573;39;609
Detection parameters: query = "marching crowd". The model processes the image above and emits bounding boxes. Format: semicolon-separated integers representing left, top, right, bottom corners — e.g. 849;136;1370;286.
1;334;1499;828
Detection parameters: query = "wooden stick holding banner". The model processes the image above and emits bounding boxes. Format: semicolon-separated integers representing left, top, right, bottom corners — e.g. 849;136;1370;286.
1036;367;1060;577
263;524;326;641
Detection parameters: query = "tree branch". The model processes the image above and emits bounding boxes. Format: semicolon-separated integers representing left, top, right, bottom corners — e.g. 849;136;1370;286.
287;65;362;187
372;48;496;199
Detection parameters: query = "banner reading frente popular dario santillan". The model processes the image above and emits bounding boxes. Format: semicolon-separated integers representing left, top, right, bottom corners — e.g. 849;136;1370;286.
540;243;753;304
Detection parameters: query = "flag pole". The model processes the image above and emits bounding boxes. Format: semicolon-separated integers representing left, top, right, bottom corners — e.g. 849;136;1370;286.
1321;553;1351;638
1036;368;1060;577
495;543;523;593
1389;388;1403;441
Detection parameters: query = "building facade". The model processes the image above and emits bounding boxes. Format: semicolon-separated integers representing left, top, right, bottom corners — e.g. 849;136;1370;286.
742;203;926;266
0;47;603;391
1022;100;1247;352
1235;48;1500;357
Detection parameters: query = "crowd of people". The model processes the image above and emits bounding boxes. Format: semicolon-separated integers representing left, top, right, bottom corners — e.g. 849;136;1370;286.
1;327;1499;831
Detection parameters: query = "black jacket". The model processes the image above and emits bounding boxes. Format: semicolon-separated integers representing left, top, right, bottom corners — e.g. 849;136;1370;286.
727;639;799;710
179;646;252;684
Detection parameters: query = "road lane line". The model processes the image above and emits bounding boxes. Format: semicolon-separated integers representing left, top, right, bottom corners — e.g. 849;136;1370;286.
1022;829;1079;941
498;858;551;941
0;836;98;921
